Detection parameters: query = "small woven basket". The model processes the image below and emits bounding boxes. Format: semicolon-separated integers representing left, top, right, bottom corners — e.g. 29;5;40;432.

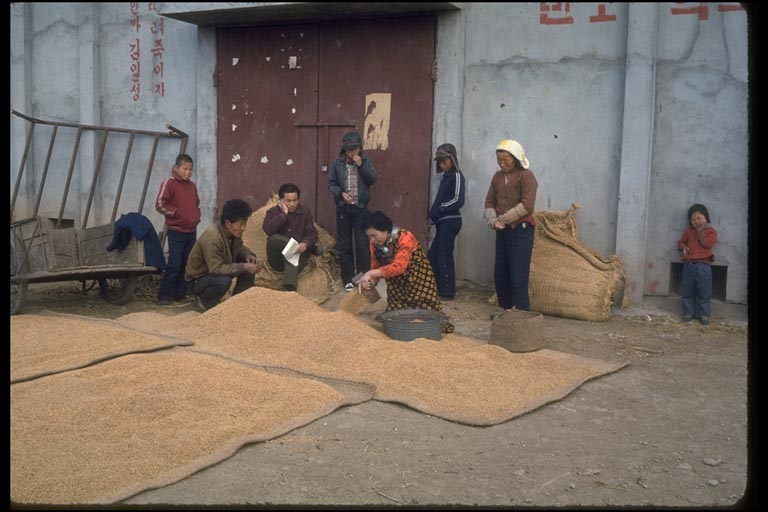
490;309;545;352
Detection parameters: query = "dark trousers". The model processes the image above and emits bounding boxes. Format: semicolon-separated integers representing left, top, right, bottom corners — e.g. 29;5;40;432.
189;271;255;310
682;262;712;319
494;223;535;310
266;234;310;291
336;203;371;284
428;218;462;298
158;230;196;301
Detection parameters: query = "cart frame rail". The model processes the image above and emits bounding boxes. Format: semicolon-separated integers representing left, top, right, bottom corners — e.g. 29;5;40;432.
10;110;189;315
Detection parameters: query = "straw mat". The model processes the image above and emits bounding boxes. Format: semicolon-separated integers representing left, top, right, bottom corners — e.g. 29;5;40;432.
10;349;365;505
147;287;628;426
10;312;192;383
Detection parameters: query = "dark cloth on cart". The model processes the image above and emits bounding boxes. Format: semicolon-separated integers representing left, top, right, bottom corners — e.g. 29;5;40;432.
107;212;166;270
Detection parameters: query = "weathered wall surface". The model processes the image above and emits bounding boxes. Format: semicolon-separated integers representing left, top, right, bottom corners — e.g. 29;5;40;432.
644;7;749;303
10;3;749;303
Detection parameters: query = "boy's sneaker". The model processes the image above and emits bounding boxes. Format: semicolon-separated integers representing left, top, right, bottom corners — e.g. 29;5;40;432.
344;282;355;292
195;296;207;313
156;298;173;306
700;316;710;325
682;315;693;323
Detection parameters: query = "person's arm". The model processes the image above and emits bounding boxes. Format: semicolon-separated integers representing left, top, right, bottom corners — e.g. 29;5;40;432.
484;178;499;228
327;160;345;202
360;233;418;290
497;171;538;225
440;172;464;213
699;227;717;249
300;210;319;248
201;236;246;276
377;232;417;279
155;179;177;217
429;179;446;223
262;205;287;236
358;156;378;186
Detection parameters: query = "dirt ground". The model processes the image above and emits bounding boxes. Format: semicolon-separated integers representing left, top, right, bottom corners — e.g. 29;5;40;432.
11;277;753;508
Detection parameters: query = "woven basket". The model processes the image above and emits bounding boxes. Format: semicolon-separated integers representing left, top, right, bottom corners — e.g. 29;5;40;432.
490;309;544;352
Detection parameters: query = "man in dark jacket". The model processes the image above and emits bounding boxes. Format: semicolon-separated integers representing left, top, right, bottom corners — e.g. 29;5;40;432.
327;131;378;291
262;183;320;291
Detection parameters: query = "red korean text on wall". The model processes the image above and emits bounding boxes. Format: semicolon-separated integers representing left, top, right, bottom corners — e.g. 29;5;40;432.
538;3;745;26
128;3;167;102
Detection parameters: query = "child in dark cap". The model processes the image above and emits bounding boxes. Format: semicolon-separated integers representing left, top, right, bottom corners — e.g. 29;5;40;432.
428;143;466;300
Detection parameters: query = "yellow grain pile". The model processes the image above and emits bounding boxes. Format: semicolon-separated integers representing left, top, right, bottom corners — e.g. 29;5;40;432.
10;313;190;383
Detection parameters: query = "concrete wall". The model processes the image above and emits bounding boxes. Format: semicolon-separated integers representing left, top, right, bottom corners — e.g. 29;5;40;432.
10;2;749;304
10;3;201;231
430;3;748;304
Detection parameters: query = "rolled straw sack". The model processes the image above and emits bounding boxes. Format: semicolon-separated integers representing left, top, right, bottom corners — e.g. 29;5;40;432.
489;203;627;322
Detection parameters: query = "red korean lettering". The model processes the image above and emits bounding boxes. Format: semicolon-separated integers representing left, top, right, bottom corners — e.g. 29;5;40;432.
589;3;617;23
540;3;574;25
670;3;709;21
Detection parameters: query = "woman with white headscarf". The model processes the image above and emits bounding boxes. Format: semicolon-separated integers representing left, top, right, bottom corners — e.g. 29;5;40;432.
483;139;538;311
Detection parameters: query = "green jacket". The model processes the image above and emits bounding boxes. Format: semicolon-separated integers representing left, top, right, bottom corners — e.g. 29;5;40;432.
185;222;255;279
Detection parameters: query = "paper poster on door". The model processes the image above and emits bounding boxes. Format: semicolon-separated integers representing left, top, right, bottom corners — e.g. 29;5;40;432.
363;93;391;151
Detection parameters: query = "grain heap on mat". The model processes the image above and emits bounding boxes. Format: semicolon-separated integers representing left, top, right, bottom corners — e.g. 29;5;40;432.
161;287;627;426
337;288;375;314
11;350;350;505
10;313;191;383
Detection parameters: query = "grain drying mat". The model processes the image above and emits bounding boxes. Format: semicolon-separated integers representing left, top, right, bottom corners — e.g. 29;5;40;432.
10;349;368;505
127;287;629;426
10;311;193;383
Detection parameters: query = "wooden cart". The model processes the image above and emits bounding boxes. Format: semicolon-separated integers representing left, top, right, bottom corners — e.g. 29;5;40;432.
10;111;188;315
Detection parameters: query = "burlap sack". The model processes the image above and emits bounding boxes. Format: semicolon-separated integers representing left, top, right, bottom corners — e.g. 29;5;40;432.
242;194;338;304
489;203;627;322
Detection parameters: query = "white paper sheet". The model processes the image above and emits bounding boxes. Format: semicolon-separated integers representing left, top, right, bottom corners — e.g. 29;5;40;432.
281;237;301;267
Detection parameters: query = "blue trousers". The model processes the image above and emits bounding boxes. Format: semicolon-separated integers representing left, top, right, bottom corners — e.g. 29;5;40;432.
494;223;535;311
336;203;371;284
682;262;712;319
158;230;196;301
428;218;462;298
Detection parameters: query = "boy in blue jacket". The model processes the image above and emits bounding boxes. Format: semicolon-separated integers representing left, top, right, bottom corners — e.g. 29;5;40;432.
428;143;466;300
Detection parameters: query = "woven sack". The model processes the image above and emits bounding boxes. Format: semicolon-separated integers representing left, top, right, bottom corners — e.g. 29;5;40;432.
242;194;338;304
528;203;627;321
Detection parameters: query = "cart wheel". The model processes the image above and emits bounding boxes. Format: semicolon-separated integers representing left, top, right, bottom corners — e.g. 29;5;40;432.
11;235;29;315
98;275;138;305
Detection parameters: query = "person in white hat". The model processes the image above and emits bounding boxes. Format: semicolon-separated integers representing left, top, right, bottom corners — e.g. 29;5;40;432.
483;139;538;311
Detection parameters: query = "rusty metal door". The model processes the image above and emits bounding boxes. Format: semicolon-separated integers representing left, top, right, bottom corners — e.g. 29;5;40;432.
217;16;436;244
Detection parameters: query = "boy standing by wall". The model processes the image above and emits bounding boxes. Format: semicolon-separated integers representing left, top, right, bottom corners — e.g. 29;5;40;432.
155;154;201;305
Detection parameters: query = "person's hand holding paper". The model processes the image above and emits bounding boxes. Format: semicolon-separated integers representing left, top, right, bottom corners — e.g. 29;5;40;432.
281;237;301;267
